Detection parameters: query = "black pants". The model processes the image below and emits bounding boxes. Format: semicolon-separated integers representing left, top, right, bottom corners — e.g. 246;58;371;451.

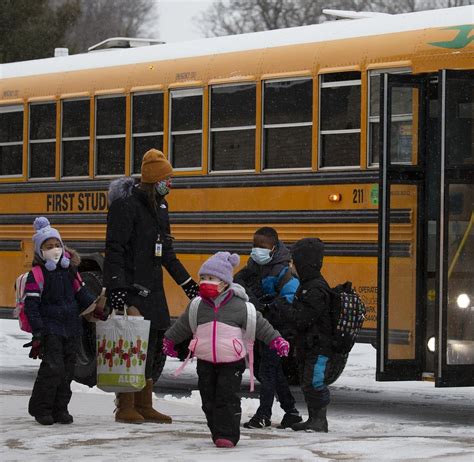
29;334;79;418
197;359;246;445
144;325;164;380
255;344;296;419
300;352;330;410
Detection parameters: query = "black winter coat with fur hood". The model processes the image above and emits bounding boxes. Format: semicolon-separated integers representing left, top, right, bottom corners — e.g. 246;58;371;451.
103;177;191;327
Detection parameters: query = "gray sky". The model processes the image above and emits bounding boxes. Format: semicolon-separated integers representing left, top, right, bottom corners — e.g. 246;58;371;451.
158;0;218;43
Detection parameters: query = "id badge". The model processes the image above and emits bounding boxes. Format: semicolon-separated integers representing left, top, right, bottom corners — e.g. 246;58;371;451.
155;242;163;257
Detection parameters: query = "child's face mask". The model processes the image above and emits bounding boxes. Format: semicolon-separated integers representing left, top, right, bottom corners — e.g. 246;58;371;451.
42;247;62;263
250;247;273;265
199;280;224;299
155;178;172;196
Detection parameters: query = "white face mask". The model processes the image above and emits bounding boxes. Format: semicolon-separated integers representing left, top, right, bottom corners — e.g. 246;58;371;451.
42;248;62;263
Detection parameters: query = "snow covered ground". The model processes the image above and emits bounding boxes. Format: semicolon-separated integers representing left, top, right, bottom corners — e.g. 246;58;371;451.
1;318;473;461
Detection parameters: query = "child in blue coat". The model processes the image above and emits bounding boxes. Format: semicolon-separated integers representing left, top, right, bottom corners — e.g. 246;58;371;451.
235;227;302;429
24;217;97;425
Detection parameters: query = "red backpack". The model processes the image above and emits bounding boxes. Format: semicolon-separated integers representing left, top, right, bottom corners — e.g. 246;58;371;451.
14;265;84;333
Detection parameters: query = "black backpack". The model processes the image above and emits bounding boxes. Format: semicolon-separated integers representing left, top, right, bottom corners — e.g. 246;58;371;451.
327;281;366;355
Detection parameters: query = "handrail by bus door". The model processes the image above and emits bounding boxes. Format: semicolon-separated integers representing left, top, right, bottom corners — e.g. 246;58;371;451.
435;69;474;387
377;73;428;382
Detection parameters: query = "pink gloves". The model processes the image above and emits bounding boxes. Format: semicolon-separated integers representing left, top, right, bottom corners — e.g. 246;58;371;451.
162;337;178;357
269;336;290;357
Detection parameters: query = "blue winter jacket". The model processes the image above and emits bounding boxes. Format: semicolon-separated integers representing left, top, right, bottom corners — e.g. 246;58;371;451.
24;249;95;338
235;241;299;304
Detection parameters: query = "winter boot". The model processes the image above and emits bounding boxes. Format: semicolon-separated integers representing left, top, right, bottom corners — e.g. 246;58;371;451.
134;379;172;423
115;393;145;424
53;411;74;424
215;438;235;448
277;410;303;429
35;415;54;426
243;415;271;429
291;407;328;432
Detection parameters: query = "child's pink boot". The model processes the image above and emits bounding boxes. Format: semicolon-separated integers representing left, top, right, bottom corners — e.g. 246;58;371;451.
215;438;235;448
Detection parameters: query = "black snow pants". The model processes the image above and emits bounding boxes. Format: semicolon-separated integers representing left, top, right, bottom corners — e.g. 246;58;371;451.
196;358;246;445
255;343;296;419
29;334;79;418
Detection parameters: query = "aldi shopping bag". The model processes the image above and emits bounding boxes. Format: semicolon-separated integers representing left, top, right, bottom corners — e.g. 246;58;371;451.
96;308;150;392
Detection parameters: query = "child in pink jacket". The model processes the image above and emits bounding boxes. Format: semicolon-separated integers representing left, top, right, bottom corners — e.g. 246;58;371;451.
163;251;289;448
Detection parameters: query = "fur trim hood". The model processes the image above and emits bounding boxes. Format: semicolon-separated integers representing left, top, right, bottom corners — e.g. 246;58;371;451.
108;177;136;206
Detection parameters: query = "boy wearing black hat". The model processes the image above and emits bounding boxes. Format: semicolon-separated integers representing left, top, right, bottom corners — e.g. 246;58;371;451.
288;237;332;432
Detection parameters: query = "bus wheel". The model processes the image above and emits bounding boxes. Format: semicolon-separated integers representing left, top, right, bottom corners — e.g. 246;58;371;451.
75;271;103;387
152;350;167;384
81;270;103;296
324;353;349;385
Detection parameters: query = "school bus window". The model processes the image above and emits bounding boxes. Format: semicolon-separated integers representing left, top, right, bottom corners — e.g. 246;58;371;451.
170;89;202;169
368;70;413;165
61;99;90;178
95;95;126;176
263;79;312;170
210;84;256;171
29;102;56;179
132;92;164;174
319;72;361;168
0;105;23;176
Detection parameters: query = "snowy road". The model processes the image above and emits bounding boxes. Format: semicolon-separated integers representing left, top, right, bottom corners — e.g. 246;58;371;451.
1;319;473;461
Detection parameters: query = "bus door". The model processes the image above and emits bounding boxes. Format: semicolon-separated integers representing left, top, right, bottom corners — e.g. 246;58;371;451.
435;70;473;386
377;73;428;381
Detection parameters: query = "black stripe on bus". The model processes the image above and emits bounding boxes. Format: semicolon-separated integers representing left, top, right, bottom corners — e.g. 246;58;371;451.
0;171;378;193
357;328;409;345
0;209;410;225
0;240;22;251
65;240;409;258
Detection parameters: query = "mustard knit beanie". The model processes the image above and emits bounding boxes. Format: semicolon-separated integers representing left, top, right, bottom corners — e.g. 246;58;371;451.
141;149;173;184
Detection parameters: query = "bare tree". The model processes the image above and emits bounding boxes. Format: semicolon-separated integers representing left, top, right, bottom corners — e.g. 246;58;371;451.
50;0;159;53
195;0;472;37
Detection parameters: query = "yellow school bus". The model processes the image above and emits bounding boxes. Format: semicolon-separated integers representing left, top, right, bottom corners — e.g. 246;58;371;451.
1;6;472;386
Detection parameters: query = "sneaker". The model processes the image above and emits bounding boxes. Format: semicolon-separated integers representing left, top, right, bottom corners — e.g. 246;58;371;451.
277;412;302;429
215;438;235;448
243;415;271;429
35;415;54;426
53;412;74;424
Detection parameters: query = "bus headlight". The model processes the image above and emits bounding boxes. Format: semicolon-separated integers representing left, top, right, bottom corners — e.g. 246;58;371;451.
427;336;436;353
456;293;470;309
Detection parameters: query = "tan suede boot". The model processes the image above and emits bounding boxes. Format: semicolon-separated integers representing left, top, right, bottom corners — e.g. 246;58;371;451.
115;392;145;424
134;379;172;423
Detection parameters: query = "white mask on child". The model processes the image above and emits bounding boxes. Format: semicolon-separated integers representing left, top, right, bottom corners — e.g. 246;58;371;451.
42;248;62;263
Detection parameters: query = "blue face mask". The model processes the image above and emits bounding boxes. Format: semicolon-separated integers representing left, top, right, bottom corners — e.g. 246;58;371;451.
250;247;273;265
155;180;170;196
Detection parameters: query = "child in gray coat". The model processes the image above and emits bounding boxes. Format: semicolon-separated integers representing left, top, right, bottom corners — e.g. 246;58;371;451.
163;251;289;448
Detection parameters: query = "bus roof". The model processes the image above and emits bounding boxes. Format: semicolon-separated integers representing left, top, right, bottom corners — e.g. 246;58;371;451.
1;6;472;79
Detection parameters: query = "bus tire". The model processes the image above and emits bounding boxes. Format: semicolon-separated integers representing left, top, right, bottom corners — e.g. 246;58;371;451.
324;353;348;385
81;270;103;296
74;271;103;387
152;350;167;384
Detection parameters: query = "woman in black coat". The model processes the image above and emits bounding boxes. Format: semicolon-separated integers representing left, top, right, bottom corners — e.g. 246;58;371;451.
103;149;198;424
